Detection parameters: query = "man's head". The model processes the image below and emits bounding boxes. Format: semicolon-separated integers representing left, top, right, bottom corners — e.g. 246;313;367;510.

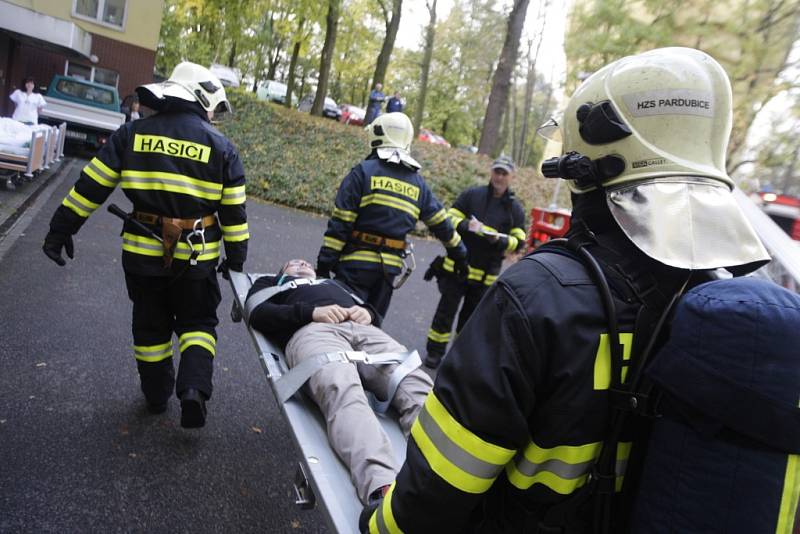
375;83;383;91
136;62;231;117
541;47;768;274
280;259;316;280
490;155;515;196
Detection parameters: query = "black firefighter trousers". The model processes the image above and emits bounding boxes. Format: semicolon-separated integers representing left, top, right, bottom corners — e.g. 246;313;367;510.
426;274;488;365
125;271;221;405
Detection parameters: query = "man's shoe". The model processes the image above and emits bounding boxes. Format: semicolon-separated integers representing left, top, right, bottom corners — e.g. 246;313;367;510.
180;389;207;428
146;400;168;415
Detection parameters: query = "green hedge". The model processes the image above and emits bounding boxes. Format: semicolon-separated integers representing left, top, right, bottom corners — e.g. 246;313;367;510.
221;89;558;217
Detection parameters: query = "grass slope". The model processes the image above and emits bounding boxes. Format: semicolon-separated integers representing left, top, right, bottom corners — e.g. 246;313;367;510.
221;89;558;219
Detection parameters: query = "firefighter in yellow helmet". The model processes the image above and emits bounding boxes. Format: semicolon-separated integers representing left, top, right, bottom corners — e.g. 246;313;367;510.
316;112;467;318
361;48;770;533
43;62;249;428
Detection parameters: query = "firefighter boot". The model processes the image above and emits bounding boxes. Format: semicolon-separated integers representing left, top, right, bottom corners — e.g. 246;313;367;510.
180;388;207;428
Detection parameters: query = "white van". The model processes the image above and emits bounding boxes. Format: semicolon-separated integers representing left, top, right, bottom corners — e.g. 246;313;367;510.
257;80;288;105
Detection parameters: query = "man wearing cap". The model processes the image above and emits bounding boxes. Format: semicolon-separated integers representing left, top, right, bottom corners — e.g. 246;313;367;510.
423;154;526;369
42;62;248;429
362;48;770;533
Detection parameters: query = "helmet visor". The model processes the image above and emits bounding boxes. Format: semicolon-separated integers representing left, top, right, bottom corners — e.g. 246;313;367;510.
606;177;770;274
536;115;563;143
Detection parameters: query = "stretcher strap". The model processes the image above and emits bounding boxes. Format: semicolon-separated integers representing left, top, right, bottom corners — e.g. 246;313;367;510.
367;349;422;414
244;278;364;320
274;350;419;407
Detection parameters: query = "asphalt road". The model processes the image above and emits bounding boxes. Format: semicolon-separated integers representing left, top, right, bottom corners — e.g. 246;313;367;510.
0;160;446;533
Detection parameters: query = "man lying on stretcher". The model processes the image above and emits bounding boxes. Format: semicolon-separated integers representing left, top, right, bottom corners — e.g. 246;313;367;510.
245;259;433;507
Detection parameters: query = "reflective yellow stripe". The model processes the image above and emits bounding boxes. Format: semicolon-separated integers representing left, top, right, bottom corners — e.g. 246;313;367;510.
323;236;346;251
424;208;447;226
133;340;173;363
484;274;498;286
505;235;519;252
777;454;800;533
444;232;462;248
427;328;450;343
442;257;485;280
340;250;404;268
121;232;221;261
332;207;357;222
506;440;631;494
62;187;100;218
510;227;526;241
593;333;634;390
448;208;466;226
360;193;420;218
84;166;117;188
369;481;403;534
411;393;515;493
178;331;216;356
221;185;246;205
91;157;120;179
121;170;223;200
221;223;249;242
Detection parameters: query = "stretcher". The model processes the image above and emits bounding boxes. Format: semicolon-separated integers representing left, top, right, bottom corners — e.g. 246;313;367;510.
228;271;409;533
0;120;66;182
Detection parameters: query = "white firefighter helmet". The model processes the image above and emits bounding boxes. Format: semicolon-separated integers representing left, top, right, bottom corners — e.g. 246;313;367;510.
367;112;421;170
541;47;769;273
137;62;232;114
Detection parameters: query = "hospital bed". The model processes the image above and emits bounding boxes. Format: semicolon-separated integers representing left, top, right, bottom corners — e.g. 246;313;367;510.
0;120;65;185
228;271;409;534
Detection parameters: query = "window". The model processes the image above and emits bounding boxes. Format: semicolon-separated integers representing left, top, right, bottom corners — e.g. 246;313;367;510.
73;0;127;29
56;79;115;105
66;62;119;88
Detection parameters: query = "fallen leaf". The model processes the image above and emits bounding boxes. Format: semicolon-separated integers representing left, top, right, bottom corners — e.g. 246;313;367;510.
290;520;301;529
250;426;262;434
28;395;35;400
0;419;6;424
128;453;137;458
36;362;47;368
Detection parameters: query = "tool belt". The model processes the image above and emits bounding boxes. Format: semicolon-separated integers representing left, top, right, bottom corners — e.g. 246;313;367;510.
133;211;217;268
351;231;407;251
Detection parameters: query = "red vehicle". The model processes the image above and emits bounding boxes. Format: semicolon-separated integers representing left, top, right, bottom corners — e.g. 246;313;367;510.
418;128;451;147
527;206;572;250
339;104;366;126
756;192;800;241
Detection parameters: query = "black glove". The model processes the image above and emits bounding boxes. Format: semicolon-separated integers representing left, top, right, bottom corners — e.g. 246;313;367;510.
359;499;382;533
423;255;445;282
43;231;74;266
217;258;243;280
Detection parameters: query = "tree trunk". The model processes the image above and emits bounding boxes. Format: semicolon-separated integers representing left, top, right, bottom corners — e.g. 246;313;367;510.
265;40;283;82
478;0;530;156
413;0;437;135
227;40;237;68
517;2;547;162
284;17;305;108
312;0;341;116
372;0;403;88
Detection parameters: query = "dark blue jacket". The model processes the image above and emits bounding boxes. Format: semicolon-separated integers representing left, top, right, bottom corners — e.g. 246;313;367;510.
317;155;464;275
386;97;403;113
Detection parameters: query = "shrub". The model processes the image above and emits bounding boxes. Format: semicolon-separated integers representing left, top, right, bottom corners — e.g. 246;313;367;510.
221;89;560;219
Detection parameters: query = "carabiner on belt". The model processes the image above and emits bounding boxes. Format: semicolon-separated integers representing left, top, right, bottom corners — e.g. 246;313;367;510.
185;218;207;265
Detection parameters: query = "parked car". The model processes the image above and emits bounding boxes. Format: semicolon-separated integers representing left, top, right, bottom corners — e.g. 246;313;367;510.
209;64;240;88
257;80;289;105
38;75;125;150
339;104;366;126
418;128;451;147
297;95;341;120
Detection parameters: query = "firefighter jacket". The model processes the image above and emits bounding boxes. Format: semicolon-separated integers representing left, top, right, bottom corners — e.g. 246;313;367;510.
48;108;248;278
246;275;380;348
367;232;691;533
443;184;526;286
317;155;464;275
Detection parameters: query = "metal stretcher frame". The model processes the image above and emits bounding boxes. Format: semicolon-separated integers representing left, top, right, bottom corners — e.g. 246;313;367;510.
0;129;46;177
228;271;409;533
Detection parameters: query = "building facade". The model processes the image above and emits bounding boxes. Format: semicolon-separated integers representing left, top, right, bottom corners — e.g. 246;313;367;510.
0;0;163;117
